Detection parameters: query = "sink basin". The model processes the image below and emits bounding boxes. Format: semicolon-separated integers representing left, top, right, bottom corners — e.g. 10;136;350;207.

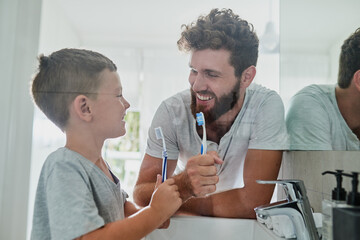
145;216;282;240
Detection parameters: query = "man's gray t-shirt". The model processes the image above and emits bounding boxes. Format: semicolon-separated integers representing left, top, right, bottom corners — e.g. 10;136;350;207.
31;147;128;240
146;83;289;193
286;84;360;150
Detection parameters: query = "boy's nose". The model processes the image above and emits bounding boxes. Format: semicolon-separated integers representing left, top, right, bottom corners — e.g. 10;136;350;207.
122;97;130;109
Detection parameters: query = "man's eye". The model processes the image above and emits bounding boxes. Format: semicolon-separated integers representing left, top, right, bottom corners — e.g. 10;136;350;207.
116;94;123;98
206;72;218;77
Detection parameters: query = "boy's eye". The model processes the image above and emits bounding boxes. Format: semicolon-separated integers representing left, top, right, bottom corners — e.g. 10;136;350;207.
116;94;122;98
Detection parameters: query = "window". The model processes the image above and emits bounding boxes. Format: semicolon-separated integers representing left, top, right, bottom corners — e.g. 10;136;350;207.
102;111;141;200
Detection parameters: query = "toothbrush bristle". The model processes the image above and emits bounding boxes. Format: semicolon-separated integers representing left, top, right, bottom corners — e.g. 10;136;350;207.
196;112;205;126
154;127;164;140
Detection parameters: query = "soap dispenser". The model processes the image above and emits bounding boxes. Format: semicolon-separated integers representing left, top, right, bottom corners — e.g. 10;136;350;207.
344;172;360;207
333;172;360;240
321;170;347;240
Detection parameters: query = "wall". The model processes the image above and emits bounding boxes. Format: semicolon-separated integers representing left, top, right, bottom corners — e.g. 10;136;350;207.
280;53;332;111
26;1;82;239
278;151;360;212
0;0;42;239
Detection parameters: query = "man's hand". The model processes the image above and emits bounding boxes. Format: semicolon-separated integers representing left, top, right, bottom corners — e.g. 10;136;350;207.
173;151;223;201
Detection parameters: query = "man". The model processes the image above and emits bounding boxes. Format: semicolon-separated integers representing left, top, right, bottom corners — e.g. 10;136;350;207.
133;8;288;218
286;28;360;150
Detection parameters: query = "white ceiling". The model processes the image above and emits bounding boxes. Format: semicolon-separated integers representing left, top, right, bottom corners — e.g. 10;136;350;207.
48;0;360;53
49;0;277;48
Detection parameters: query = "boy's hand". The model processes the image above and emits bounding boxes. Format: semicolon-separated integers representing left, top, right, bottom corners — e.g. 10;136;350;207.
149;175;182;222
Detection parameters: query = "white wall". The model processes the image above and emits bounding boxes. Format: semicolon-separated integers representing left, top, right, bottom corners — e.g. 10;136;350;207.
37;0;81;54
0;0;42;239
26;1;82;239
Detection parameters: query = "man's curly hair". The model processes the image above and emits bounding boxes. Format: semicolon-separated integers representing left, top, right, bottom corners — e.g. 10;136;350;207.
177;8;259;79
338;27;360;88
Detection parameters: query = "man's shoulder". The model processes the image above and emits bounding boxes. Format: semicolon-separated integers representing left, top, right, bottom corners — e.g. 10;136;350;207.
246;83;283;106
165;89;190;102
296;84;334;96
161;89;191;110
290;84;335;108
247;83;280;98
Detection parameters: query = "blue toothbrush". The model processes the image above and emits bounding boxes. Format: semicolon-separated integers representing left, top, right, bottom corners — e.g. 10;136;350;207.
196;112;207;154
155;127;168;182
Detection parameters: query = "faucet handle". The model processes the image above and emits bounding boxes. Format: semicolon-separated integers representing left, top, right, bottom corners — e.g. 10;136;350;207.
257;179;307;201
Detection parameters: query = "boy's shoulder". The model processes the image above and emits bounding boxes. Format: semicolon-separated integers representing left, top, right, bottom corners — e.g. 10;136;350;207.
41;147;91;177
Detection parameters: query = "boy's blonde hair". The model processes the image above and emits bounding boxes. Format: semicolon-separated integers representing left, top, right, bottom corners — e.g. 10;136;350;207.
31;48;117;131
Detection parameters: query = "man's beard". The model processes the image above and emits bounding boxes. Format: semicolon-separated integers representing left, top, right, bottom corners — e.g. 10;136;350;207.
190;79;241;124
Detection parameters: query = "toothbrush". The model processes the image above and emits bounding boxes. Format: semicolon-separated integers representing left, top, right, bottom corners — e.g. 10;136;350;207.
155;127;168;182
196;112;207;154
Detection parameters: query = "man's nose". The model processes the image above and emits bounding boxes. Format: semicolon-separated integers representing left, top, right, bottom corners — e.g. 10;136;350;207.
192;73;207;92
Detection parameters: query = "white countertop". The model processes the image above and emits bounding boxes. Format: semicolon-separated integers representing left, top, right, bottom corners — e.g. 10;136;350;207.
145;216;283;240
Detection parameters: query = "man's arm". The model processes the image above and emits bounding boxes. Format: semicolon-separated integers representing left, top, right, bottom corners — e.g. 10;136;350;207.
177;149;282;218
133;153;222;206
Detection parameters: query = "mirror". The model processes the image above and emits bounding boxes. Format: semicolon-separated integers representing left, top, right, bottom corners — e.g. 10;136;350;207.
280;0;360;150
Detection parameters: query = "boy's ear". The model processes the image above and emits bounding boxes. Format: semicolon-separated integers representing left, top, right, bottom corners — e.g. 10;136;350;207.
240;65;256;88
73;95;92;122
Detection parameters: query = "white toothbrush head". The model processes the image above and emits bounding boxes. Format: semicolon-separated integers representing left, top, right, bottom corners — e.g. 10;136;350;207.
155;127;167;157
196;112;207;154
196;112;205;126
155;127;164;140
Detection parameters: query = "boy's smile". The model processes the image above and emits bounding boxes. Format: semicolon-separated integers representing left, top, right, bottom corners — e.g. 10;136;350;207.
91;69;130;139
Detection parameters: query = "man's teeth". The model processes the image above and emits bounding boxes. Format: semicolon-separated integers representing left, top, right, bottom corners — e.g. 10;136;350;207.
197;94;213;101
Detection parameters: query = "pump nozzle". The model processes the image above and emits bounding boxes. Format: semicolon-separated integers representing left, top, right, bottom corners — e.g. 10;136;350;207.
322;170;347;201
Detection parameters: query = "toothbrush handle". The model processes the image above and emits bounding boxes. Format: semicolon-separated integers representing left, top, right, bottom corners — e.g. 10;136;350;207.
162;156;167;182
202;125;207;154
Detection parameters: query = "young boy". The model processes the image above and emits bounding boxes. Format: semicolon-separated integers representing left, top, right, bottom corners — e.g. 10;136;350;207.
30;48;182;240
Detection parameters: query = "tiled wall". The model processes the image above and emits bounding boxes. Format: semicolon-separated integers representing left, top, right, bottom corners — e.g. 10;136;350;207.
277;151;360;212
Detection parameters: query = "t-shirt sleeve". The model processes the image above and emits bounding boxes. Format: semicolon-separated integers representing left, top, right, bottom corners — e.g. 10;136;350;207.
145;101;180;160
248;92;289;150
286;93;332;150
46;161;105;239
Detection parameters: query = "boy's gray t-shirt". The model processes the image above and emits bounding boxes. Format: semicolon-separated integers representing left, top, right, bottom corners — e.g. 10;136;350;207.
31;147;128;240
146;83;289;193
286;84;360;150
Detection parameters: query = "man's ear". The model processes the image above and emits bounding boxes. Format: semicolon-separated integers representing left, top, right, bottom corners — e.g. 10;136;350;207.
240;65;256;88
73;95;92;122
353;69;360;92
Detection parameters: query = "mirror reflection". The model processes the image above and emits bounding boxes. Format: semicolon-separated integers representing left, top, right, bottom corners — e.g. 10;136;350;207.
280;0;360;151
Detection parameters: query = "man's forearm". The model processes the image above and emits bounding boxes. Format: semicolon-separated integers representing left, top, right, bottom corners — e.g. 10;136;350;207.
133;182;155;207
172;172;194;201
178;189;262;218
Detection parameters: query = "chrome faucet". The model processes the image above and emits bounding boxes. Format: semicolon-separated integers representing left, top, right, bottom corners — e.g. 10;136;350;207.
254;179;319;240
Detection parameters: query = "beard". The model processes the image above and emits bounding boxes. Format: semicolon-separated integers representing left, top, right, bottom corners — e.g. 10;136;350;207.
190;79;241;124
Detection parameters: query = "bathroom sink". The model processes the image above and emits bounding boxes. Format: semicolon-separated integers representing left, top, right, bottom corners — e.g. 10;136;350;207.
145;216;282;240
